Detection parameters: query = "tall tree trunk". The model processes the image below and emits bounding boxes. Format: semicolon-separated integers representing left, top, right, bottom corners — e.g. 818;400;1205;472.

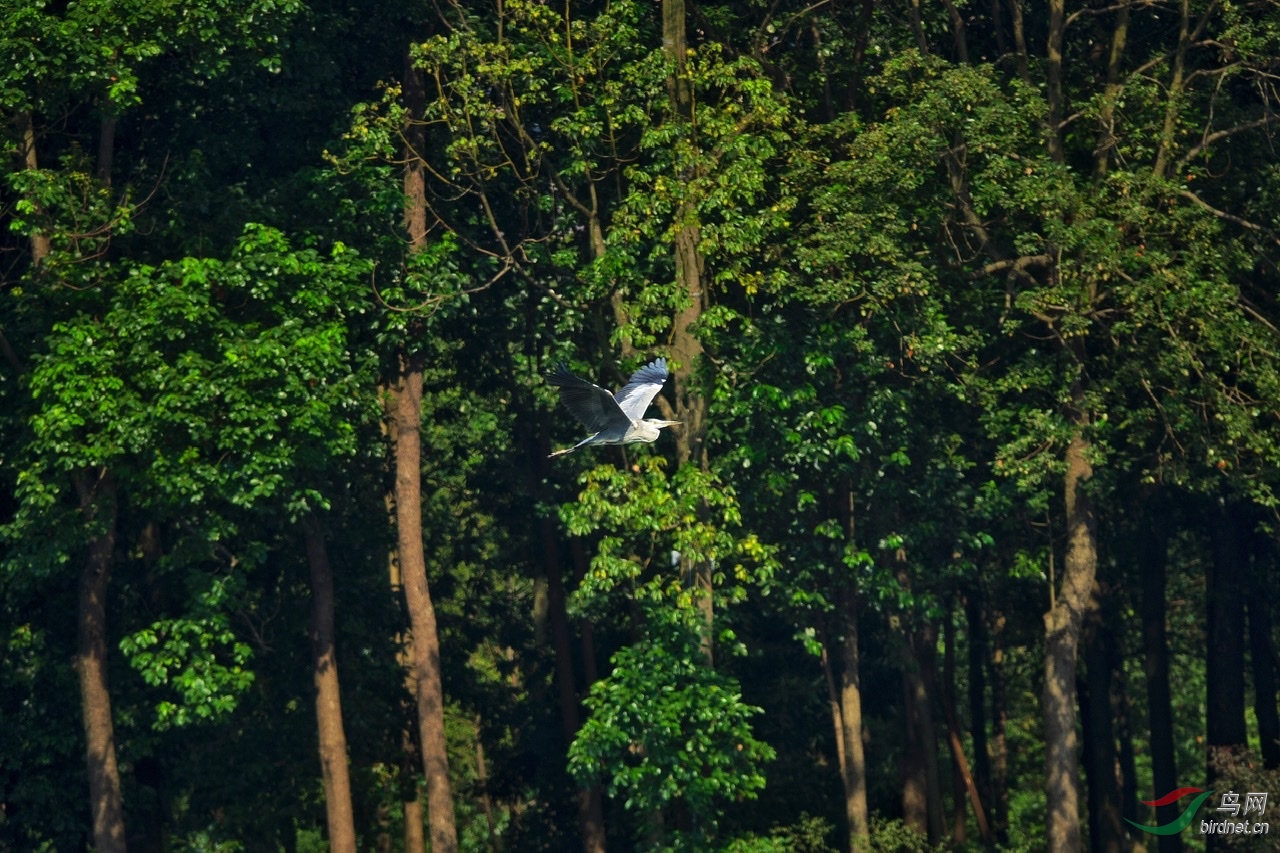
837;600;870;849
1138;501;1180;850
991;609;1010;843
661;0;714;664
1079;580;1124;853
392;352;458;853
1045;0;1066;164
1092;0;1130;179
15;110;52;265
303;517;357;853
73;469;126;853
535;404;607;852
1113;658;1140;832
542;513;607;853
400;728;426;853
943;615;966;844
382;406;428;853
1206;500;1248;786
916;622;947;840
966;590;993;824
1043;418;1097;853
398;52;459;853
1249;535;1280;769
941;608;992;844
901;666;929;839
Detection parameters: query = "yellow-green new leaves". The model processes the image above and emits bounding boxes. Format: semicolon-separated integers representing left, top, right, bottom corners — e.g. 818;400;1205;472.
560;457;775;618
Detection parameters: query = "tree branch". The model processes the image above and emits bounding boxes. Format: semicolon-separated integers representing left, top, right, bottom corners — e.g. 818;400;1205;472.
1178;189;1280;244
1177;116;1274;171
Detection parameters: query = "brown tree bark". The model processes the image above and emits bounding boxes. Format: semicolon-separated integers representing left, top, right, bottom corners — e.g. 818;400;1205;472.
661;0;714;665
73;469;126;853
14;110;51;264
836;602;870;849
397;51;459;853
404;795;426;853
1045;0;1066;164
901;669;929;839
911;625;952;845
1043;418;1097;853
303;516;357;853
833;485;869;850
1092;0;1130;180
941;610;992;843
391;352;458;853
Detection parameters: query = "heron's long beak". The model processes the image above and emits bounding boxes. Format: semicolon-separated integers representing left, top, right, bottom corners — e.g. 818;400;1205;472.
657;420;682;427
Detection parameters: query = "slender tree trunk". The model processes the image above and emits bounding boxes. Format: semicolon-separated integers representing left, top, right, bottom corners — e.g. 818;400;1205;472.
392;353;458;853
15;110;52;264
473;716;500;852
1206;500;1248;786
966;591;993;823
661;0;714;663
1045;0;1066;164
303;517;357;853
98;110;117;186
837;601;870;849
1043;418;1097;853
1093;0;1130;179
1114;670;1140;830
821;635;847;782
382;404;428;853
991;609;1010;842
941;609;992;843
542;513;607;853
1004;0;1030;84
404;794;426;853
901;666;929;838
535;405;607;852
943;615;966;844
1152;0;1191;178
1138;502;1181;851
398;51;459;853
1249;535;1280;769
73;470;126;853
916;622;947;840
568;538;600;688
1079;580;1124;853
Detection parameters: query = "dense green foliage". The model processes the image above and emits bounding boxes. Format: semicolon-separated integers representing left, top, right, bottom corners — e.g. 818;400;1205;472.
4;0;1280;850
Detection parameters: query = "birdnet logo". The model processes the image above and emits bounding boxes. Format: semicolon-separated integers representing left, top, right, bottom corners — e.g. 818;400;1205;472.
1126;787;1270;837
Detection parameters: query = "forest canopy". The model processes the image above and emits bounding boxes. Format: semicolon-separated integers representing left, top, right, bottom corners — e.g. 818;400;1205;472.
3;0;1280;851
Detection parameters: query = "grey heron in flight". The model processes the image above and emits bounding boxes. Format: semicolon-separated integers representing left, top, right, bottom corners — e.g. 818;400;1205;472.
547;358;680;458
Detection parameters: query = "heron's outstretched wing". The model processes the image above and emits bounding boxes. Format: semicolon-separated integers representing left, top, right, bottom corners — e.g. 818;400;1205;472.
613;358;669;421
547;364;630;433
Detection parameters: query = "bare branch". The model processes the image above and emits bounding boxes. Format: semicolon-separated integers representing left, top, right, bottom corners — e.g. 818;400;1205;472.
1177;116;1273;170
1178;189;1280;244
972;254;1055;279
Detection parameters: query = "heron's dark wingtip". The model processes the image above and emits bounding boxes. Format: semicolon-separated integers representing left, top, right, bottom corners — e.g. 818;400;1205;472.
545;362;577;386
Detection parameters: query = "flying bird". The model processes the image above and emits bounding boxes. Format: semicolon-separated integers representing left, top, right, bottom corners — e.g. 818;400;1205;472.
547;358;680;458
